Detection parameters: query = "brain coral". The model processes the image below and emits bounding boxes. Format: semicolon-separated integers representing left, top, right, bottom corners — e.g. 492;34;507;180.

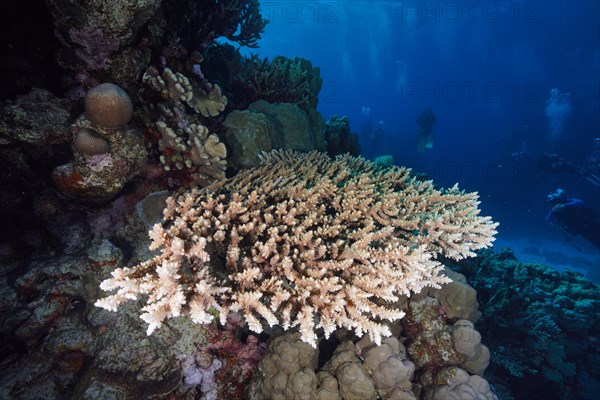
84;83;133;127
96;151;497;347
73;128;110;155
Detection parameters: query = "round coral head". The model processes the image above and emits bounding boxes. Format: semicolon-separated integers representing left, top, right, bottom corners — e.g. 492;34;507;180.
85;83;133;127
73;128;110;155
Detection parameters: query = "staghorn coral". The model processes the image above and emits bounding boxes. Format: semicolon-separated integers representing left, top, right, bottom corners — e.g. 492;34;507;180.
96;150;497;347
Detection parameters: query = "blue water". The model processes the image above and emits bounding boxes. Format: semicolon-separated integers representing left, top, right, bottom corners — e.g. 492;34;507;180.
238;0;600;276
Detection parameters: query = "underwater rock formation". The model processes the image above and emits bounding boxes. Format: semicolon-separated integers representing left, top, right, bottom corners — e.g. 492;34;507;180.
52;83;146;201
452;249;600;400
223;100;327;170
0;88;74;144
46;0;162;95
324;115;361;157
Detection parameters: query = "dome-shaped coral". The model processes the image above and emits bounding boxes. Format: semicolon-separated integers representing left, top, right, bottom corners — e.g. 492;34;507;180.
73;128;110;155
84;83;133;127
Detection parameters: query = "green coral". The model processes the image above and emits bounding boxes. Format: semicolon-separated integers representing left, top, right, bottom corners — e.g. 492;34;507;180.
452;248;600;400
323;115;360;157
202;44;322;112
164;0;267;49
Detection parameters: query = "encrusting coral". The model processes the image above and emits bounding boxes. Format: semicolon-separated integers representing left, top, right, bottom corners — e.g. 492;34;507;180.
96;150;497;347
53;83;146;201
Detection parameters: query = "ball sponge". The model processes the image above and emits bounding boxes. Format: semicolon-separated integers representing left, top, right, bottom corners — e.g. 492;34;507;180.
84;83;133;127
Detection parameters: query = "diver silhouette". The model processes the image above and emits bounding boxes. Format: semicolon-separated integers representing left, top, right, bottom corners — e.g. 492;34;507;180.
546;188;600;250
361;119;385;159
416;107;436;152
538;152;600;188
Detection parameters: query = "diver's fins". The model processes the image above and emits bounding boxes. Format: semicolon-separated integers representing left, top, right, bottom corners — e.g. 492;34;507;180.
425;134;434;149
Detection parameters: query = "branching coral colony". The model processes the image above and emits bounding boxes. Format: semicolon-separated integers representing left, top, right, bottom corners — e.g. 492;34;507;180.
96;151;498;347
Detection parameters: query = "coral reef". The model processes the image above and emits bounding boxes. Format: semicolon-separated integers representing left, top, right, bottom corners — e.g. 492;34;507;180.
96;150;497;347
223;100;327;170
45;0;266;97
163;0;267;50
324;115;361;157
47;0;162;94
52;83;146;201
0;212;265;399
84;82;134;127
249;332;322;399
222;108;274;170
202;44;323;112
0;202;500;399
426;367;497;400
357;335;416;399
0;88;74;144
248;272;499;400
141;65;228;186
453;249;600;400
0;3;530;400
428;269;482;322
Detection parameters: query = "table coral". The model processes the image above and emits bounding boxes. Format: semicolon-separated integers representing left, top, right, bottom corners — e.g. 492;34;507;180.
96;150;497;347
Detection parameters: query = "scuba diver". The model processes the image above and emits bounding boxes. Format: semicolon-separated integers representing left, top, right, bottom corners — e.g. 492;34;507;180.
373;120;385;145
416;107;436;152
537;152;577;174
511;141;530;161
361;119;386;159
546;188;600;250
538;151;600;188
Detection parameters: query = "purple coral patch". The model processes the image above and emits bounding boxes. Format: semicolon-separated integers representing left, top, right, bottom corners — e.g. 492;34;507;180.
69;26;119;71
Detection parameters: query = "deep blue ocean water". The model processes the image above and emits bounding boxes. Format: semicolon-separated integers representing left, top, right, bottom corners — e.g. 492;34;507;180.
241;0;600;278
